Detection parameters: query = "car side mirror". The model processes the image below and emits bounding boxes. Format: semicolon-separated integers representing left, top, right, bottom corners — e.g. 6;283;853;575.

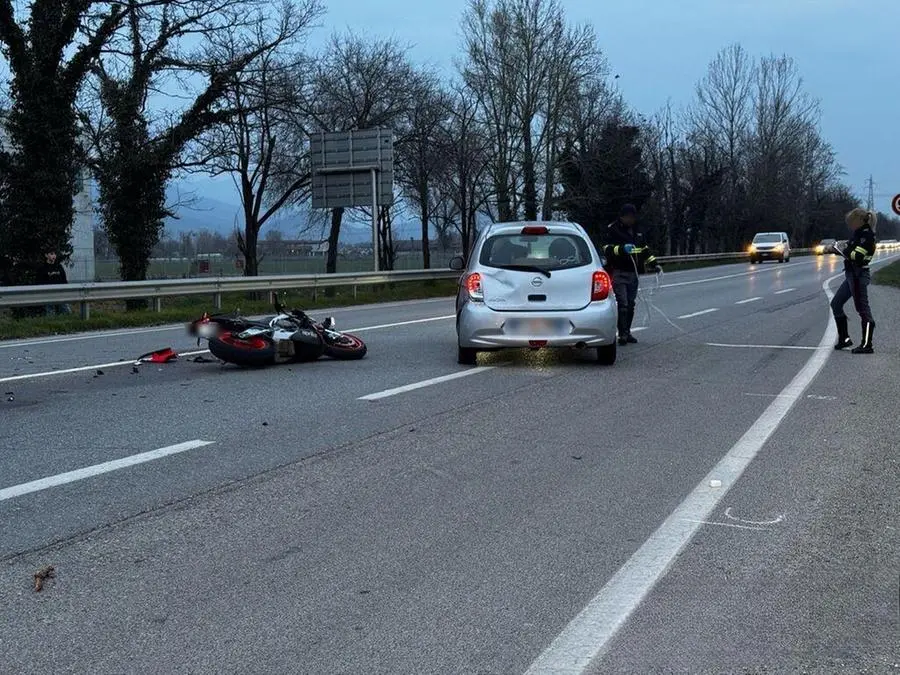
449;256;465;271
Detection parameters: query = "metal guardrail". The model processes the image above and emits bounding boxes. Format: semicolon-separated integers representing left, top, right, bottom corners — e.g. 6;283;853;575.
0;249;816;319
0;269;461;318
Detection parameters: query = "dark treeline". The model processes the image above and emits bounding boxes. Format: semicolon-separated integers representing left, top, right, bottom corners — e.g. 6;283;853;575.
0;0;867;292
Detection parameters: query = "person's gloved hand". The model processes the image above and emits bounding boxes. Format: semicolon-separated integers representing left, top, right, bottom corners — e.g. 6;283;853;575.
623;244;635;254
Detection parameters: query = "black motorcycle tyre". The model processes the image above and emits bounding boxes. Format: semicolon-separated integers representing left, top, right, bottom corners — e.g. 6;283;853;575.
208;332;277;367
323;332;367;360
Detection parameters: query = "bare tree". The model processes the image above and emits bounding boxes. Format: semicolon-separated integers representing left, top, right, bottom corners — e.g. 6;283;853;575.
81;0;316;285
394;77;449;268
435;85;491;258
460;0;602;222
197;46;319;276
301;32;420;273
747;54;821;236
689;43;755;245
460;0;520;221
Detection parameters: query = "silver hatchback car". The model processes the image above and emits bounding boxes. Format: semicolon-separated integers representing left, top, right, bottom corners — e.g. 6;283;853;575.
449;221;618;366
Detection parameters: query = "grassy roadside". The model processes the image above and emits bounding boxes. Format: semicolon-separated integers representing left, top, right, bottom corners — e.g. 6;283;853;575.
872;259;900;288
0;254;813;340
0;279;459;340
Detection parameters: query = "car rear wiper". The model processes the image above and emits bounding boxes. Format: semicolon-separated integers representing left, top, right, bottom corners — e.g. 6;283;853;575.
494;264;551;278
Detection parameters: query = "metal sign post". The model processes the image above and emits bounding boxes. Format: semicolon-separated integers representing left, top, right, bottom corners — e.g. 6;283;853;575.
309;129;394;272
371;167;379;270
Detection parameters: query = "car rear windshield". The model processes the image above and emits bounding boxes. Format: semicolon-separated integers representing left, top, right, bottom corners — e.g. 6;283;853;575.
753;233;782;243
479;233;593;271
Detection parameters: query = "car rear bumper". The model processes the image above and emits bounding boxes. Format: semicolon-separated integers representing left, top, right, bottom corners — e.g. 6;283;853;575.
457;300;618;348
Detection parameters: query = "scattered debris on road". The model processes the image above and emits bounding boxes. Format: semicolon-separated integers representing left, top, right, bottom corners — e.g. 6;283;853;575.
191;355;217;363
134;347;178;365
33;565;55;592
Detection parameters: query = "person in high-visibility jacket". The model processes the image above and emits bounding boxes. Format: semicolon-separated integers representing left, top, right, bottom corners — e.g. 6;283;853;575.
830;208;877;354
602;204;661;345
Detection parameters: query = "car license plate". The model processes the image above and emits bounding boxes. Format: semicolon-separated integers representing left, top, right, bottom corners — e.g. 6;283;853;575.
505;318;568;335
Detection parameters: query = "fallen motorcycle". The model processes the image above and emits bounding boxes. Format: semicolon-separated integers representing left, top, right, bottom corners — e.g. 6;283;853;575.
187;298;367;367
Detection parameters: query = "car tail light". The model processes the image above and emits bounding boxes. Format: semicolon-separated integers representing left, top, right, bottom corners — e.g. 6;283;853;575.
465;272;484;301
521;225;548;235
591;270;611;301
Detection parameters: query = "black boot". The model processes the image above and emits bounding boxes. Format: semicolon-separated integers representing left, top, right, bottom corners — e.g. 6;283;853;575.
618;310;628;346
852;321;874;354
834;316;852;350
625;308;638;343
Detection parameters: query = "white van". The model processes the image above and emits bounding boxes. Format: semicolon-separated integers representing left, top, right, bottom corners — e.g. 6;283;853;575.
749;231;791;264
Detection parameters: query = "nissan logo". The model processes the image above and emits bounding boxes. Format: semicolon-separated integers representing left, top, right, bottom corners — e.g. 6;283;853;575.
531;276;543;287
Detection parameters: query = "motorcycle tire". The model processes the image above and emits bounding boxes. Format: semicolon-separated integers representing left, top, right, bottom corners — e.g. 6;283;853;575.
323;333;367;360
208;332;277;367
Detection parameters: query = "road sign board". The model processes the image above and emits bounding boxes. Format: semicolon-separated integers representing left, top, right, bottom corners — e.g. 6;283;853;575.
892;193;900;216
309;129;394;210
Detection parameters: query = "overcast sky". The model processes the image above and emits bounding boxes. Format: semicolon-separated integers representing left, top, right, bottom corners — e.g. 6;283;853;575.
197;0;897;213
9;0;869;216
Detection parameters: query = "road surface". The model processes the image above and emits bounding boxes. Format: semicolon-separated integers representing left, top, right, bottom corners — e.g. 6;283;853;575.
1;254;898;674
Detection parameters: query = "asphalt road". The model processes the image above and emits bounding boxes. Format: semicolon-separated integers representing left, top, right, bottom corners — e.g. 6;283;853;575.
0;255;898;674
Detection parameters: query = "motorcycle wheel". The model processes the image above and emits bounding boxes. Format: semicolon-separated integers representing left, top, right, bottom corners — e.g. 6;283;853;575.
323;333;367;360
208;332;276;367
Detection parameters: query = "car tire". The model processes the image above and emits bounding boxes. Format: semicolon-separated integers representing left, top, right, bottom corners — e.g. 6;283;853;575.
458;345;478;366
596;343;616;366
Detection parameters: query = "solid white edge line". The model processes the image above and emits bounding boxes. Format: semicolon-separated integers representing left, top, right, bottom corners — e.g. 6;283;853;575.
676;308;719;319
359;367;496;401
521;269;849;675
0;315;456;384
735;297;762;305
0;440;214;502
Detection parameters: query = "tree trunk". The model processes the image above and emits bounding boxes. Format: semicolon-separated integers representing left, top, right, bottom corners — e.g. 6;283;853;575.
420;200;431;269
379;206;395;270
521;122;538;221
325;207;343;273
242;223;259;276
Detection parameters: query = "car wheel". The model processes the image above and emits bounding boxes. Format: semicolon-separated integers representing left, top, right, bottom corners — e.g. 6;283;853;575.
458;345;478;366
596;343;616;366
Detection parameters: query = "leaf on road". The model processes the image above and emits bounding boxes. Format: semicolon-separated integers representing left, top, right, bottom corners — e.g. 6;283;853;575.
33;565;55;592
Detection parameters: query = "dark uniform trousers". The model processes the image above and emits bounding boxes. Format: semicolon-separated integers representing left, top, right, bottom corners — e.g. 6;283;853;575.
612;269;639;335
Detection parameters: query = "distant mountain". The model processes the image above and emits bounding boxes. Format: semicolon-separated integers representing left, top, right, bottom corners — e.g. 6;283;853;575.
162;182;425;243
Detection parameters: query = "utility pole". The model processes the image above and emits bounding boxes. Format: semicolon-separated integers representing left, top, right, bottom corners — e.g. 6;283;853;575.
865;175;875;211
